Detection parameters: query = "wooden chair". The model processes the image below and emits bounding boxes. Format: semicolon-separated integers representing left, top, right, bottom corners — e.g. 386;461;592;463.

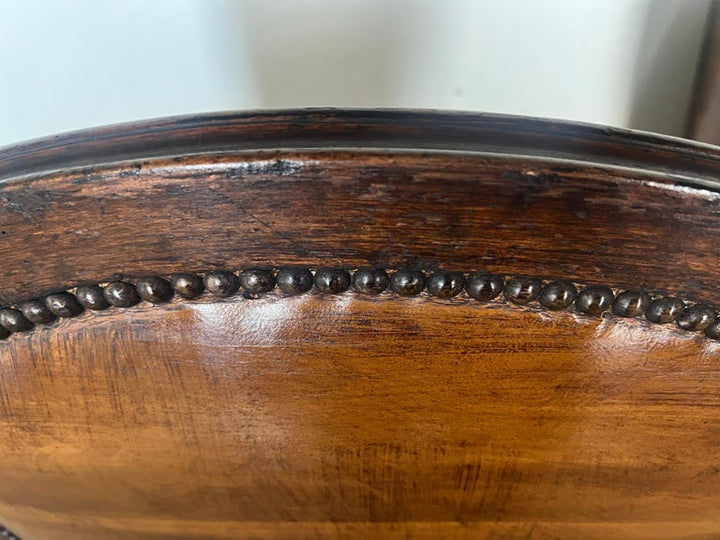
1;110;719;539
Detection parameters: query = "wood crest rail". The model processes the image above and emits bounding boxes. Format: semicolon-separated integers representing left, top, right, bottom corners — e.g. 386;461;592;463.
1;110;720;539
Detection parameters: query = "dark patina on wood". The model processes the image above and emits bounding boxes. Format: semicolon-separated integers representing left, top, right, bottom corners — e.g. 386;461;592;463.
0;111;720;307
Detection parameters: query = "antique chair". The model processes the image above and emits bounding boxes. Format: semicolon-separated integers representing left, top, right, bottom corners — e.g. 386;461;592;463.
0;110;719;539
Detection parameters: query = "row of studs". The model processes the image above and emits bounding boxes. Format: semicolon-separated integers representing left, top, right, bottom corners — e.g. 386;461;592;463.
0;268;718;340
0;526;19;540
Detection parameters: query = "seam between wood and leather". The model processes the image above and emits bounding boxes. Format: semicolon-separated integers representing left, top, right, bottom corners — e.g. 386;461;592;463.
0;267;717;342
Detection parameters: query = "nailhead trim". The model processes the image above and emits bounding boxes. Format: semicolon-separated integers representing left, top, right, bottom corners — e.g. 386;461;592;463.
0;525;20;539
0;268;718;341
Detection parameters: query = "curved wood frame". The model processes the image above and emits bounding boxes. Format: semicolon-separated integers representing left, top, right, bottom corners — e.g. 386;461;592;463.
2;110;720;539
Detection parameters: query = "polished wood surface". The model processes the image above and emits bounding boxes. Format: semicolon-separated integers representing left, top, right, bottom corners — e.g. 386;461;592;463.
1;110;720;307
1;110;720;538
2;295;720;539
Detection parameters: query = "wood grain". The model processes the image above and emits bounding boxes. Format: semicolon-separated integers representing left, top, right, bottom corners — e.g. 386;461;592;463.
1;295;719;539
1;110;720;539
0;151;720;306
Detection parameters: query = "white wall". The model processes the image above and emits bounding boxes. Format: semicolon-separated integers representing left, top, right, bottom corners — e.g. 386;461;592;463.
0;0;711;147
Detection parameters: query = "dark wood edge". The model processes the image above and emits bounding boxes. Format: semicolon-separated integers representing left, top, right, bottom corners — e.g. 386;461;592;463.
2;111;719;324
2;109;720;186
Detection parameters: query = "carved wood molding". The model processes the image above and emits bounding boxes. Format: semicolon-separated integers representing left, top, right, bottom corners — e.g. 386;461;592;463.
1;267;718;342
1;111;720;310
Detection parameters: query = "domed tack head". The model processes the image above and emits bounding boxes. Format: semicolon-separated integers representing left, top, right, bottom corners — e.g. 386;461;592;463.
171;274;205;299
426;271;465;298
538;281;577;310
0;308;34;333
314;268;351;294
676;304;716;331
612;290;652;318
703;317;720;340
645;297;685;324
203;271;240;297
389;269;426;296
76;285;111;310
239;269;276;296
276;268;314;295
352;268;389;295
575;285;614;316
0;525;20;540
0;526;19;540
504;276;543;304
136;276;174;303
19;299;57;324
465;271;505;301
45;293;84;318
104;281;141;308
0;325;9;340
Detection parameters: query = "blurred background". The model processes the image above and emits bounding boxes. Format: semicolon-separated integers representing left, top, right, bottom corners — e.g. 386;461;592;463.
0;0;714;147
